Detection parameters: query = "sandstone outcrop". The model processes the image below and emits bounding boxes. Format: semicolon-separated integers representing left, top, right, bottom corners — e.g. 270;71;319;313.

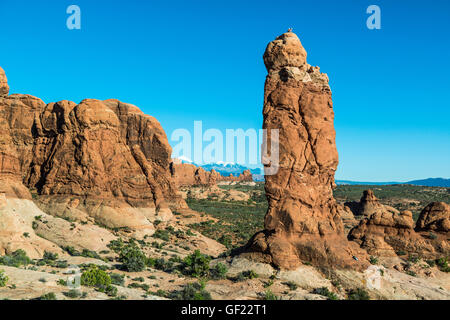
242;31;368;270
171;162;253;187
0;68;184;239
346;189;399;217
349;195;449;258
0;67;8;96
415;202;450;234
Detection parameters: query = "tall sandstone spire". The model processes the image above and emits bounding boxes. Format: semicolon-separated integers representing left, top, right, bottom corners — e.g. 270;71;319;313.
243;31;368;270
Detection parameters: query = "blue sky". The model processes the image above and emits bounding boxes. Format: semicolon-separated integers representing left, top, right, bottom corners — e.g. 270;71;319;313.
0;0;449;181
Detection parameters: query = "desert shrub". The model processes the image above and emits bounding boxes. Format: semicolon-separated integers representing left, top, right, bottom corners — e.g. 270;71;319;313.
210;263;228;280
57;279;67;286
39;292;57;300
110;273;125;286
128;282;150;291
153;230;170;241
283;281;298;291
81;249;101;260
63;246;81;256
408;254;420;263
369;256;379;265
96;284;118;297
218;235;232;249
64;289;82;299
429;232;437;240
436;257;449;272
347;288;370;300
0;269;8;287
0;249;31;267
107;238;126;253
132;277;144;282
263;289;279;300
81;266;111;287
313;287;338;300
118;243;147;272
182;250;211;278
234;270;259;281
169;281;211;300
426;260;436;267
56;261;68;269
43;251;58;261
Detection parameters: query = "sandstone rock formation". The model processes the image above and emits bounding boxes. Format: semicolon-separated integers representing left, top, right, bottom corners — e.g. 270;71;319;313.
0;67;184;241
415;202;450;234
171;162;253;187
346;189;399;217
0;67;8;97
242;31;368;270
349;195;449;258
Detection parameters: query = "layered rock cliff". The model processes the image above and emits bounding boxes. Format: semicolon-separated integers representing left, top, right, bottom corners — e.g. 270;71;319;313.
242;31;368;270
0;67;183;239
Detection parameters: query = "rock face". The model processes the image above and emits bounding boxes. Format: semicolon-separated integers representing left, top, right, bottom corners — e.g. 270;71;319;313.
242;31;368;270
349;195;449;258
0;68;183;237
171;162;253;187
0;67;8;96
346;189;399;217
415;202;450;233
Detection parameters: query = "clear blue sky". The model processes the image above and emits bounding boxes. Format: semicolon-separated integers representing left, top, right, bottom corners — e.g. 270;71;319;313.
0;0;449;181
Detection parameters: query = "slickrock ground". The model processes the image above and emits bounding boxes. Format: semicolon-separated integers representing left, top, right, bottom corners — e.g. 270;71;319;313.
241;31;368;271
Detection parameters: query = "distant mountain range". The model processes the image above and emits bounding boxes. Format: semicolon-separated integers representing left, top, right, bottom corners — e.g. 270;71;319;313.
172;158;449;187
336;178;450;188
173;158;263;178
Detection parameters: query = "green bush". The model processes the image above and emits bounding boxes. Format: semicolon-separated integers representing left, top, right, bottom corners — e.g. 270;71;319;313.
0;269;9;287
234;270;259;281
43;251;58;261
263;289;279;300
210;263;228;280
283;281;298;291
39;292;57;300
97;284;118;297
81;249;101;260
347;288;370;300
0;249;31;267
118;243;147;272
369;256;379;265
108;238;126;253
169;281;211;300
313;287;338;300
436;257;449;272
64;289;82;299
110;273;125;286
153;230;170;241
182;250;211;278
81;266;112;287
63;246;80;256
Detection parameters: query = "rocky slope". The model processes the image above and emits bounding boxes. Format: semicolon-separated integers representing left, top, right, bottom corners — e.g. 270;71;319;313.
241;31;368;271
